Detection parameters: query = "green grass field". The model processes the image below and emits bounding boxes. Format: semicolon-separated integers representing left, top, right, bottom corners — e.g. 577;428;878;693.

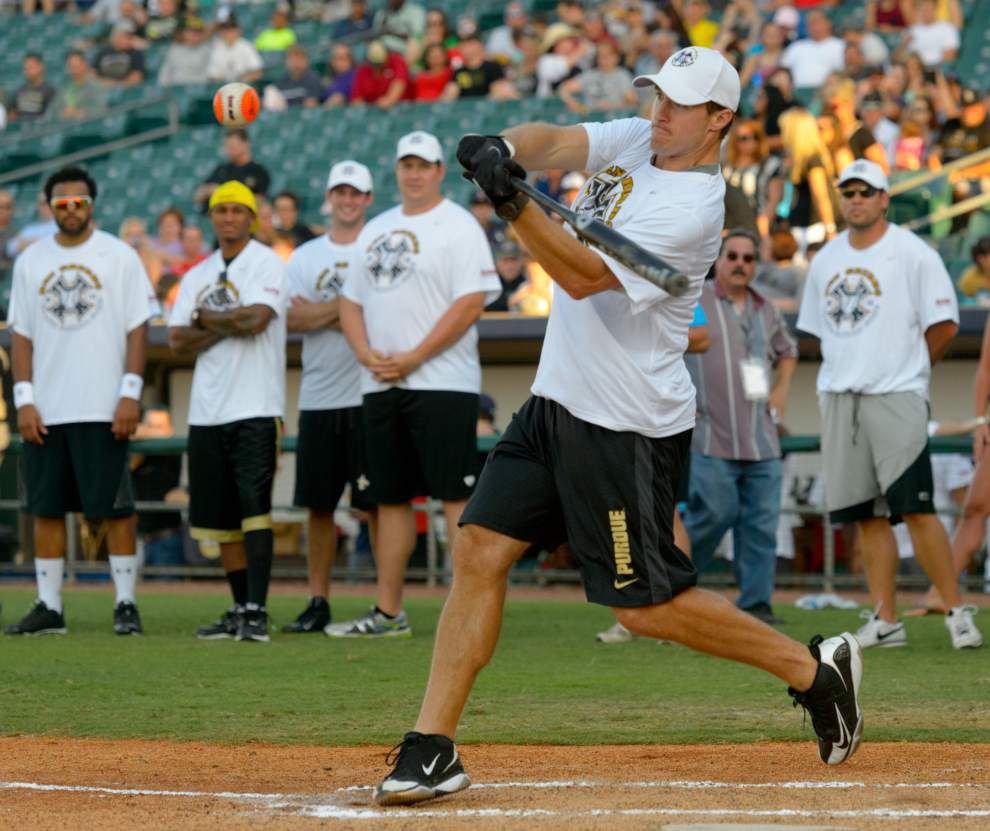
1;586;988;746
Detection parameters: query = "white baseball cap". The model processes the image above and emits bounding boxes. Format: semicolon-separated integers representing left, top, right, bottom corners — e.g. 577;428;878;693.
837;159;889;192
326;160;373;193
634;46;740;111
396;130;444;164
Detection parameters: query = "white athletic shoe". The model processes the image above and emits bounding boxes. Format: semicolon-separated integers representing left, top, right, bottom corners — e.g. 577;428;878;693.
945;605;983;649
596;621;635;643
854;610;907;648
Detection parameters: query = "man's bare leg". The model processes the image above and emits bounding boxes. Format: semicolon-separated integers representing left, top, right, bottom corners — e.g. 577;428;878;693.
375;502;417;617
307;509;336;599
673;510;691;558
857;517;899;622
903;513;963;610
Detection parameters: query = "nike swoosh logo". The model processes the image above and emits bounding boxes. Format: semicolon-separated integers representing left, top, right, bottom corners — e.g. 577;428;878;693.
614;577;639;590
422;753;442;776
875;627;902;641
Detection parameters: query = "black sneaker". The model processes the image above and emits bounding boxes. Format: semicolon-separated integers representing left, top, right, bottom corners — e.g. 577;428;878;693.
281;597;330;633
4;600;67;636
195;607;242;640
113;601;143;635
236;609;271;642
788;633;864;765
373;731;471;806
743;602;785;625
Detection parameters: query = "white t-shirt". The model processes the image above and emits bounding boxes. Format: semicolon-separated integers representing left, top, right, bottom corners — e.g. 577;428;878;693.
8;230;155;425
286;234;362;411
796;223;958;396
907;22;960;67
169;240;287;426
207;38;263;82
780;37;846;88
531;117;724;438
341;198;500;395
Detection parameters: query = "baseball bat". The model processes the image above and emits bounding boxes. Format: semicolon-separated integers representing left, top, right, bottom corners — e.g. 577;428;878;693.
511;178;692;297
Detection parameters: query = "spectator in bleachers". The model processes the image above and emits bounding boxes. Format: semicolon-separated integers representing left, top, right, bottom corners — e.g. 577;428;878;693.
755;69;794;153
254;195;295;261
860;90;900;168
5;193;55;259
536;23;588;98
93;22;147;87
723;119;785;244
195;129;271;210
559;39;636;114
50;51;108;121
413;43;453;102
350;40;411;108
753;222;804;312
0;191;15;271
932;87;990;201
739;22;787;92
779;108;838;253
406;8;458;69
333;0;373;40
149;207;184;264
957;236;990;301
273;44;323;109
504;26;540;98
555;0;585;29
681;0;719;48
904;0;959;67
582;10;619;51
486;1;528;62
158;224;208;310
207;14;263;83
845;26;891;68
895;94;939;169
322;44;357;107
714;0;764;52
779;10;845;91
273;191;317;247
818;112;855;175
255;5;297;54
145;0;181;43
158;16;212;87
443;32;512;101
10;54;55;122
866;0;912;32
633;29;678;78
825;77;892;174
119;216;163;286
486;237;529;313
374;0;426;57
466;190;505;248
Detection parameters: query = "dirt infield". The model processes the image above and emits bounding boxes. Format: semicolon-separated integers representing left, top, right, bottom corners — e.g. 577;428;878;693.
1;737;988;830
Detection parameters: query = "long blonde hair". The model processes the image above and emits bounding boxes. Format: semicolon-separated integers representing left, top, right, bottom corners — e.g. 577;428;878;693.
779;108;835;184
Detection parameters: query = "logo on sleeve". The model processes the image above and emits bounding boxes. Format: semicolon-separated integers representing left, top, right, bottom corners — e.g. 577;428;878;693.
365;230;419;291
40;264;103;328
823;268;880;336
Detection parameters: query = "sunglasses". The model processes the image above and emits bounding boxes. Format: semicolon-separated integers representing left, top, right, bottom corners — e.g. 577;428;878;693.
840;185;879;199
726;251;756;263
50;195;93;210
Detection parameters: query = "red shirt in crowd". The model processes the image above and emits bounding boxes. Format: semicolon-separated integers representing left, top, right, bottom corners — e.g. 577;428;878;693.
350;53;413;103
413;67;452;101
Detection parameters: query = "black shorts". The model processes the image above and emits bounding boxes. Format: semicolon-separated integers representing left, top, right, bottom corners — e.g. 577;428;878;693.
829;448;936;525
460;396;697;608
20;422;134;519
187;417;280;542
362;388;479;504
294;407;373;512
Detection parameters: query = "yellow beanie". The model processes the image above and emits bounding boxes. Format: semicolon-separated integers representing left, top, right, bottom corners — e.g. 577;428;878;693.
208;180;259;232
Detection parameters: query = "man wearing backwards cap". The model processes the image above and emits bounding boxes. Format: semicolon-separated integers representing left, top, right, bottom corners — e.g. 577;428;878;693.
797;159;982;652
281;161;377;635
373;47;864;807
168;181;287;643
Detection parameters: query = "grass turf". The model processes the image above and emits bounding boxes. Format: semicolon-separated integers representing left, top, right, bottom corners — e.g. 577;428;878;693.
0;586;988;746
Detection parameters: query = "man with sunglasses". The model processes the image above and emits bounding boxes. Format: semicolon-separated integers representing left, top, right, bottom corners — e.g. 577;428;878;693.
684;228;797;626
797;159;982;650
5;166;155;637
168;181;287;643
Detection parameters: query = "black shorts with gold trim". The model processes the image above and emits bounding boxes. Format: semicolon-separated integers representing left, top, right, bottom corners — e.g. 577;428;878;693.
459;396;697;608
187;417;280;542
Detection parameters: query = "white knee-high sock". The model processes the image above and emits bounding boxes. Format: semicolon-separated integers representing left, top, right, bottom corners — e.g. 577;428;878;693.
35;557;64;613
109;555;138;605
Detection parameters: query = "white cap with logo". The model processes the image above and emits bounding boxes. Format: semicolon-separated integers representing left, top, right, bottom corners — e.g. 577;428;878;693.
326;160;373;193
837;159;889;192
633;46;740;111
396;130;444;164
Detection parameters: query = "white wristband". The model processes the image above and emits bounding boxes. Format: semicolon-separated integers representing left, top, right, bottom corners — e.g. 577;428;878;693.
13;381;34;410
119;373;143;401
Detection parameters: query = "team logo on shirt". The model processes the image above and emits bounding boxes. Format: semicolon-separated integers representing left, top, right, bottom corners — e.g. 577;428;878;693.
39;264;103;329
195;277;240;311
572;165;634;227
315;263;348;300
823;267;881;335
365;230;419;290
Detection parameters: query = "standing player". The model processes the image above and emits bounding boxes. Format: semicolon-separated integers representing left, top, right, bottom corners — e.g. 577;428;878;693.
282;161;376;634
373;48;864;806
797;159;982;650
168;181;287;643
5;166;153;636
336;131;501;638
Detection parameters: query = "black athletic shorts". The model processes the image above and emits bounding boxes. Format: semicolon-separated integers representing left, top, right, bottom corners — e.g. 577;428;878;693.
829;447;936;525
460;396;697;608
294;407;373;512
20;422;134;519
187;417;280;542
362;388;479;504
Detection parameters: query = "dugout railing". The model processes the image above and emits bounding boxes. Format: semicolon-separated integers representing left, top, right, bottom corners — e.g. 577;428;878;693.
0;435;986;593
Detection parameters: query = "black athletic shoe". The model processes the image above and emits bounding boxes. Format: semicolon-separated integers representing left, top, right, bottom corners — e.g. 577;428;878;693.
373;731;471;806
195;607;242;640
4;600;67;636
788;632;864;765
236;609;271;643
743;602;785;625
281;597;330;633
113;601;143;635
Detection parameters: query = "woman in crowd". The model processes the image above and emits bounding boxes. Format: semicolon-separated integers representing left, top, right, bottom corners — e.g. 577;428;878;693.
722;119;784;242
866;0;912;31
414;42;453;101
818;111;855;175
507;26;541;98
779;108;838;255
739;21;787;92
895;95;940;170
119;216;162;288
755;67;794;152
149;207;184;271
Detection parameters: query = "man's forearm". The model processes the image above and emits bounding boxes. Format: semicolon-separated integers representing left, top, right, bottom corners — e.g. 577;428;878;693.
339;298;371;360
168;326;225;358
412;293;486;366
124;323;148;375
199;304;274;337
500;122;589;172
11;332;33;383
287;300;340;333
926;320;958;365
772;356;797;396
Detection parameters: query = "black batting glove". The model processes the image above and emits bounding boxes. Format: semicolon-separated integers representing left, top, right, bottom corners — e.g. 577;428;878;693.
456;134;513;182
472;157;530;221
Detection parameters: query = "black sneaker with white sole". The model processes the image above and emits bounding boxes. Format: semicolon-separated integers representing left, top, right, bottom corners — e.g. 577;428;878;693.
4;600;67;636
788;632;864;765
195;607;242;640
374;732;471;806
281;597;330;633
113;601;143;635
236;609;271;642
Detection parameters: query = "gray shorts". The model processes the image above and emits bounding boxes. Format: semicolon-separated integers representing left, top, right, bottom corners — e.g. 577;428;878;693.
819;391;935;523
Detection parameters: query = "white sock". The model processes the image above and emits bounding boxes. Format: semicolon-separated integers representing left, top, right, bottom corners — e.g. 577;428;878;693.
109;555;138;605
35;557;64;613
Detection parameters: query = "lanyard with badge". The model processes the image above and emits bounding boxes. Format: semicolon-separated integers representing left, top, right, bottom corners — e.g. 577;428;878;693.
733;296;772;407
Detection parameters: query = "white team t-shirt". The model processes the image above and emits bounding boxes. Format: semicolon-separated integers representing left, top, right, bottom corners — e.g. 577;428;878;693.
796;224;958;396
780;37;846;88
286;234;362;411
169;239;287;426
8;229;155;425
341;198;500;395
907;22;960;67
531;117;724;438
